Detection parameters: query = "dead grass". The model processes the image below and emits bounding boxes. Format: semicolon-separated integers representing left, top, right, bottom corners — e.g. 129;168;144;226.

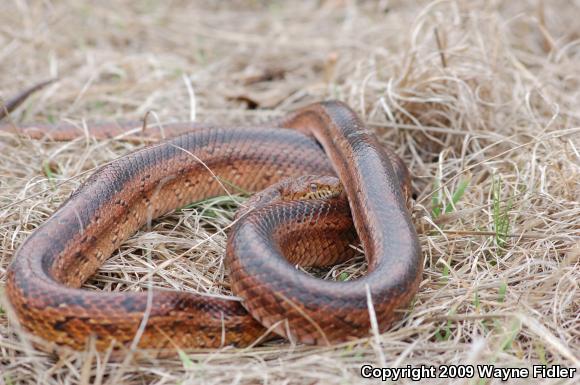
0;1;578;384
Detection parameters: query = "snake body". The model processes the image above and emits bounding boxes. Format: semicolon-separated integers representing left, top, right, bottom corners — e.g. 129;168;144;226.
5;101;422;352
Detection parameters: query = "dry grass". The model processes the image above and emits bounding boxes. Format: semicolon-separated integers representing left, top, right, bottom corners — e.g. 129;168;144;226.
0;1;579;384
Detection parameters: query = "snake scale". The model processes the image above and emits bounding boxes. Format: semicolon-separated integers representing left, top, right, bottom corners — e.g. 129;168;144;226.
3;100;422;352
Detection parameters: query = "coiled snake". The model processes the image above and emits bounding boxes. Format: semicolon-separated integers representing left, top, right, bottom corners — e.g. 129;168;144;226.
4;100;422;352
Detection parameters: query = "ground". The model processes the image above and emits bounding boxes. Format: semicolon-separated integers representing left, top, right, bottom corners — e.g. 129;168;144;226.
0;1;578;384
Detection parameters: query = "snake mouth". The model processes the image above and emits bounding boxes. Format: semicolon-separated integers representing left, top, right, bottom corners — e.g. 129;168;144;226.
285;182;342;200
303;186;342;200
281;177;343;201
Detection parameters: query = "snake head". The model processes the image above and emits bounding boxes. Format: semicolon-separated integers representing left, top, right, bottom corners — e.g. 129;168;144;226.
280;175;343;201
236;175;343;220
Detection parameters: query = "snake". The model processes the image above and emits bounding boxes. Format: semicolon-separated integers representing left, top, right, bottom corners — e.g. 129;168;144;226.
4;100;422;352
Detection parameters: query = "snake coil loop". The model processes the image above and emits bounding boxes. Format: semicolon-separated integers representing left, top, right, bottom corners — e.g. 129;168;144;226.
6;101;422;352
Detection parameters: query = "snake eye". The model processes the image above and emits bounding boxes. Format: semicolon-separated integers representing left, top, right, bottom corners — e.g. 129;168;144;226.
309;183;318;192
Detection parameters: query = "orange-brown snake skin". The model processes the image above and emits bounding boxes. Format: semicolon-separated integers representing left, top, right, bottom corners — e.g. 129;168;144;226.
5;101;422;352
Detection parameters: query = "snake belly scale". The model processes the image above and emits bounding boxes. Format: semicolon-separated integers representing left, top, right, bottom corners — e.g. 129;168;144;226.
5;101;422;352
